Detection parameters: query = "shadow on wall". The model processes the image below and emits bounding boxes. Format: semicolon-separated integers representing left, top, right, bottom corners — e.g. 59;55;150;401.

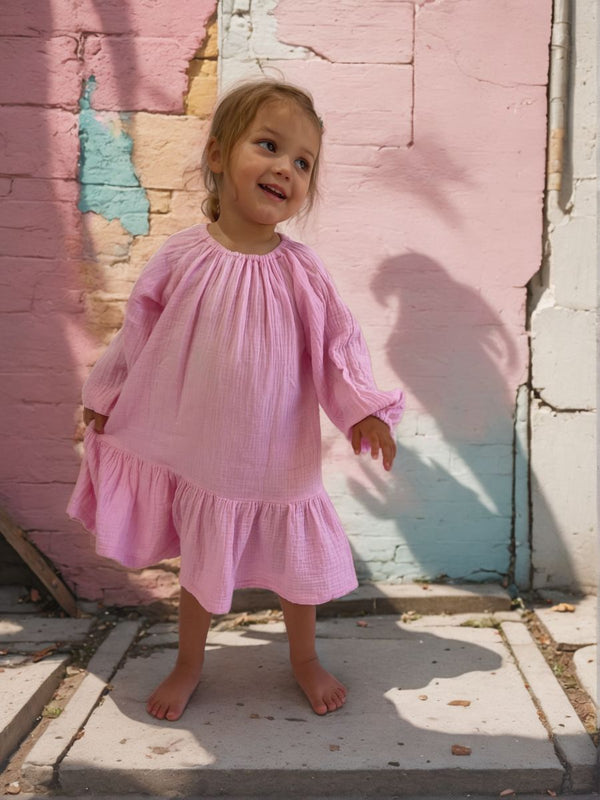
74;0;184;605
0;0;190;606
0;4;87;589
347;253;573;588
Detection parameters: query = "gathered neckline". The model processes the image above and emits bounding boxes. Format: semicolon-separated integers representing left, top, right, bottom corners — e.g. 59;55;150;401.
199;224;287;259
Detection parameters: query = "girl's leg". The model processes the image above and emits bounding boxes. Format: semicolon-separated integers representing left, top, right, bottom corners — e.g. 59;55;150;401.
279;597;346;715
146;587;212;721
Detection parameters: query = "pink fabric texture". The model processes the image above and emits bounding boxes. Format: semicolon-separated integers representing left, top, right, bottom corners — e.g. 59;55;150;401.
67;225;404;613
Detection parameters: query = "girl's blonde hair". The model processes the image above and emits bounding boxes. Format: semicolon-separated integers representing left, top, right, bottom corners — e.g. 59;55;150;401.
201;79;323;222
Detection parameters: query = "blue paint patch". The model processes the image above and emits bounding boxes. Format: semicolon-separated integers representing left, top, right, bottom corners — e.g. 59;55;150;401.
78;76;149;236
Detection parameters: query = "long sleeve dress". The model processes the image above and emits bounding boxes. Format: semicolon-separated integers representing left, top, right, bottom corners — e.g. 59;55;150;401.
67;224;404;614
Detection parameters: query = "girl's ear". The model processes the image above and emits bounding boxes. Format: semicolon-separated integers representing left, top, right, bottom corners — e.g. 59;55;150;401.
206;137;224;174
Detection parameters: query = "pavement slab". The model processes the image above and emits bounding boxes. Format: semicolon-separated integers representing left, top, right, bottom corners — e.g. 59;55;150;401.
0;616;94;646
0;655;68;765
58;619;566;797
535;593;597;649
231;583;512;616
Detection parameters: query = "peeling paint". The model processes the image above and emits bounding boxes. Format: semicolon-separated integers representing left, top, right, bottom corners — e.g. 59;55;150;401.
78;76;150;236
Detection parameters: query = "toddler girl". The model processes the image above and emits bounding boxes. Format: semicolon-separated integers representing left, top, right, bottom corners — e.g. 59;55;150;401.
68;79;404;721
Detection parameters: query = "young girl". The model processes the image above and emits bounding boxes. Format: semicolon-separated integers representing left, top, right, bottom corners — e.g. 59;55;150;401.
68;80;404;721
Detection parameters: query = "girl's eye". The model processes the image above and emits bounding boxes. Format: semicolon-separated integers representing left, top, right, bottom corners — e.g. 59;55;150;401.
258;140;276;152
295;158;310;172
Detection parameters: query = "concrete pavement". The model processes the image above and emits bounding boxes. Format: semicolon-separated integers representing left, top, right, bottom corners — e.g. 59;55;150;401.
0;584;597;797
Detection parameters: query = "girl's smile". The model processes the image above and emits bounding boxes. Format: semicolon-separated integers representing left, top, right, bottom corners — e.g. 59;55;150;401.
207;100;321;252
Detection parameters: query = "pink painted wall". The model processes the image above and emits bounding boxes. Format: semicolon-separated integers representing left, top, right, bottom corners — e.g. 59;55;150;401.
272;0;551;582
0;0;215;603
0;0;552;601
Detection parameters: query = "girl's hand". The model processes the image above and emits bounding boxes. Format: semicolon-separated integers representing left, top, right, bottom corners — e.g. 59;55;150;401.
83;407;109;434
351;415;397;471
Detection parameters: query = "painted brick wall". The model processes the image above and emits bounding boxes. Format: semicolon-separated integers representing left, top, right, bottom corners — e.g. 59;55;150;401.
219;0;551;587
0;0;216;603
0;1;552;603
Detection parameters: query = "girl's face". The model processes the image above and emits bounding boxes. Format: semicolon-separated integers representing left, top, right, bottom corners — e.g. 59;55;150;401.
209;100;321;231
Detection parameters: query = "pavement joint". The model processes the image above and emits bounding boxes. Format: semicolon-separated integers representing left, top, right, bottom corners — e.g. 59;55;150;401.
21;621;141;789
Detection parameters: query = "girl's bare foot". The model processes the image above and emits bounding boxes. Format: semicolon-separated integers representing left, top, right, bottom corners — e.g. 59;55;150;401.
146;662;202;721
292;656;347;715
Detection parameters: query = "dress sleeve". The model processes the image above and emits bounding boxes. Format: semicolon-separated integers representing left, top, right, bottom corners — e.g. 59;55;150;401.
81;244;171;415
297;250;405;438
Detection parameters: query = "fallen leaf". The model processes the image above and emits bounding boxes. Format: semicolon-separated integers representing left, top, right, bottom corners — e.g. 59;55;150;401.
451;744;471;756
5;782;21;795
499;791;516;797
550;603;575;613
32;645;59;663
401;610;421;623
448;699;471;707
546;790;557;797
75;730;85;740
149;746;170;755
329;744;340;751
250;713;260;719
418;694;428;701
41;705;62;719
356;620;369;628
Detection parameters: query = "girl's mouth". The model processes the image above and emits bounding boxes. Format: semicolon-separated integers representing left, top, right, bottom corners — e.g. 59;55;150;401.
259;184;286;200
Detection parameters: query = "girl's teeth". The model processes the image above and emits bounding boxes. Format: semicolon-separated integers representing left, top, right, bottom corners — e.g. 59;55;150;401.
261;184;284;199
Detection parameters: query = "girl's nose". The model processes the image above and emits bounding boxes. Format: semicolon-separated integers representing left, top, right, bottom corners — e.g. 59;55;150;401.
274;157;292;178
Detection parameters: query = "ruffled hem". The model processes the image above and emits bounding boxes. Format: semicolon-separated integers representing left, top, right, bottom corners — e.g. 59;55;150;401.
67;427;358;614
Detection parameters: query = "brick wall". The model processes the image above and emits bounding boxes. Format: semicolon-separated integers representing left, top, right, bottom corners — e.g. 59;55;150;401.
0;0;216;602
0;1;554;603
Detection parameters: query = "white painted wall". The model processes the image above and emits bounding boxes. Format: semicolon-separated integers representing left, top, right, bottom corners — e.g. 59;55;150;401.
530;0;598;590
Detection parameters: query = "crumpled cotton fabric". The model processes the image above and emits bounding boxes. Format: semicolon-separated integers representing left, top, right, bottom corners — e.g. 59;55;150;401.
68;225;404;613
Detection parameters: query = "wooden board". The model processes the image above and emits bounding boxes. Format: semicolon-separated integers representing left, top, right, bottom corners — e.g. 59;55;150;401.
0;507;80;617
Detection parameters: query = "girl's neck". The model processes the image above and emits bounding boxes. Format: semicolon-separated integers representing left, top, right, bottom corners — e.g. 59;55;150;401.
207;218;281;255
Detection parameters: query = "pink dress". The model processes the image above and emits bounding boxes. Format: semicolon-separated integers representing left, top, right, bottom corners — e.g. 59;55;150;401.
67;225;404;613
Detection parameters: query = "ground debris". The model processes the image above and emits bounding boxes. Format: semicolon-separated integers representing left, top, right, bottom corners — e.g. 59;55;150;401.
31;644;60;662
460;616;498;629
401;610;421;623
448;699;471;707
451;744;471;756
212;608;283;631
550;602;575;613
41;705;62;719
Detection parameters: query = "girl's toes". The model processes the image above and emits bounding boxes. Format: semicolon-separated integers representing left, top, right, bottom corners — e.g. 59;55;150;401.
313;700;328;715
325;696;338;712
